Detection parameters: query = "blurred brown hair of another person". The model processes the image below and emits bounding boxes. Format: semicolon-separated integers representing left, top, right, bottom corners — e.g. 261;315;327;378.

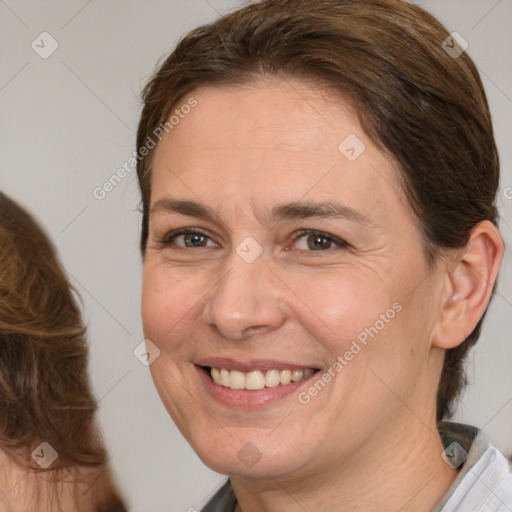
0;191;127;512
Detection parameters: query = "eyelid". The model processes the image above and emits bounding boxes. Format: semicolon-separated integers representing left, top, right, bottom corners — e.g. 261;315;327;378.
162;227;216;246
292;229;350;249
160;227;349;250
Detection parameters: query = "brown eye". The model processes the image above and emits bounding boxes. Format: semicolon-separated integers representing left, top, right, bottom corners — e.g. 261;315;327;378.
181;233;208;247
307;234;332;250
294;230;349;251
163;229;216;248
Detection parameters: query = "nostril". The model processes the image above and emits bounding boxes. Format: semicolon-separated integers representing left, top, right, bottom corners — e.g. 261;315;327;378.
242;325;267;337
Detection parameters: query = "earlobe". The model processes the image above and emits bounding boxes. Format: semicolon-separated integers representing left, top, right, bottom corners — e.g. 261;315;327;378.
432;220;504;350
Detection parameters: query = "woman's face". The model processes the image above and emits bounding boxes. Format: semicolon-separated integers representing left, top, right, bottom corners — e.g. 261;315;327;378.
141;79;447;479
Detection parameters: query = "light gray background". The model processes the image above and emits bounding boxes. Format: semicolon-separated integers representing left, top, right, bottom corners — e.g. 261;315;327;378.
1;1;511;510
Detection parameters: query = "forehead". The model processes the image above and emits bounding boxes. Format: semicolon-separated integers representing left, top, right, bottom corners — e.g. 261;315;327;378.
150;80;409;223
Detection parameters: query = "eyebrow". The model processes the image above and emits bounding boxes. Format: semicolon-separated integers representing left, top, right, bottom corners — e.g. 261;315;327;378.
150;198;371;225
151;198;216;219
270;201;370;225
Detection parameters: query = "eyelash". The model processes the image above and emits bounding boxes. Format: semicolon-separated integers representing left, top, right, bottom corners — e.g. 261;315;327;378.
293;229;350;251
161;228;349;251
162;228;213;248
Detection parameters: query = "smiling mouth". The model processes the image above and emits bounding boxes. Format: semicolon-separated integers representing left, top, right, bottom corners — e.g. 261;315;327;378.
206;367;319;391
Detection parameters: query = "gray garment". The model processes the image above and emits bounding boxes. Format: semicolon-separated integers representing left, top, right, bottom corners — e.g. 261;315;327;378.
201;422;512;511
201;480;237;512
433;422;512;511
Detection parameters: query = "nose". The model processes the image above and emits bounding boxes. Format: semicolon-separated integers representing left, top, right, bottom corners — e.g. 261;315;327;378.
202;253;287;341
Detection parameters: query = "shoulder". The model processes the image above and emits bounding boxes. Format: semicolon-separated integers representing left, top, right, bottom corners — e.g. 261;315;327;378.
435;421;512;512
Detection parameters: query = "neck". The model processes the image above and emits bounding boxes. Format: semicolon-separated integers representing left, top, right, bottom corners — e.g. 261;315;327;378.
231;416;458;512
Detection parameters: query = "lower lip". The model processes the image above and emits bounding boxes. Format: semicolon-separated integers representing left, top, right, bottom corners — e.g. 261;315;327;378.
195;366;317;409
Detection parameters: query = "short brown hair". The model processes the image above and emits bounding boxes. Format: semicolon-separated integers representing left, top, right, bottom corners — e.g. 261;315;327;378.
136;0;500;421
0;191;127;511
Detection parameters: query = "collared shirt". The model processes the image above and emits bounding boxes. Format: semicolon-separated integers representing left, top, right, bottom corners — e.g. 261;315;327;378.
201;422;512;511
433;422;512;511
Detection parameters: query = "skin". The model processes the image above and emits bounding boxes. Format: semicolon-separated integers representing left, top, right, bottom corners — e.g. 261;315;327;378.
0;451;107;512
141;78;503;511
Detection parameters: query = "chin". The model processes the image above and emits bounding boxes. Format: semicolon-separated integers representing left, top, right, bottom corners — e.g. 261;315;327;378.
190;432;313;480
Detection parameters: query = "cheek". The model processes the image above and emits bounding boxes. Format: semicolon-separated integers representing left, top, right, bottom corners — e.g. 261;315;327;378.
141;265;202;344
286;270;394;352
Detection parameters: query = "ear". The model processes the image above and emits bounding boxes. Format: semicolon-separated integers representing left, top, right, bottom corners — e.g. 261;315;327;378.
432;220;504;349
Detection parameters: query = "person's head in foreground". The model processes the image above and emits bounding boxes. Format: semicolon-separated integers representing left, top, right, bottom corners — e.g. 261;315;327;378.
137;0;511;510
0;192;127;511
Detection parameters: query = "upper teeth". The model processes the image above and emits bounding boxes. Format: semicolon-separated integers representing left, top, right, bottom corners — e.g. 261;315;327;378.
210;368;315;390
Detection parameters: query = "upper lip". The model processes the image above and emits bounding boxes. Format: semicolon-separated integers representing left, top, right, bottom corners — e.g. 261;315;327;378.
195;357;321;372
